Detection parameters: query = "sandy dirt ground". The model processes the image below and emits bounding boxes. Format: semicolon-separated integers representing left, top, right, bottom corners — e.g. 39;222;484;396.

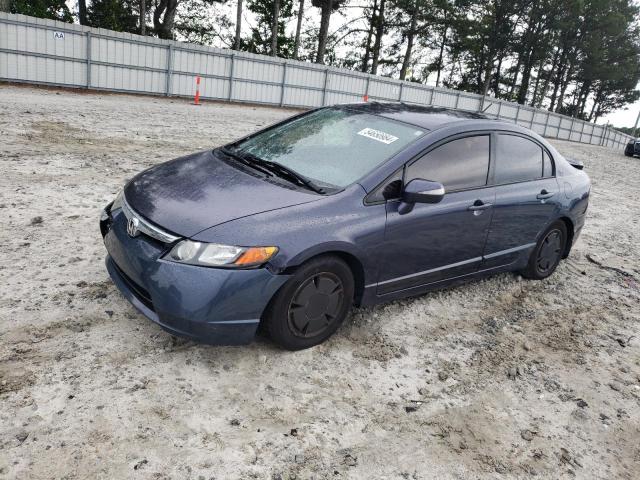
0;84;639;480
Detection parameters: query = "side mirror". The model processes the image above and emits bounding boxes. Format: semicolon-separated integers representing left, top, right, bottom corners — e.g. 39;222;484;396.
398;179;445;215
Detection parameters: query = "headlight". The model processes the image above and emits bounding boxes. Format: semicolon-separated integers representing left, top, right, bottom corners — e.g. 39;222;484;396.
165;240;278;268
111;189;124;211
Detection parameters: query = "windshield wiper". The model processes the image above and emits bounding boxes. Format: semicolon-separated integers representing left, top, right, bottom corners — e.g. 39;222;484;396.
219;147;273;178
255;158;325;194
224;148;326;194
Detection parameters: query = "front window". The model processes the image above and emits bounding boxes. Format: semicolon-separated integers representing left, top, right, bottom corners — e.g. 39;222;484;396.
228;108;424;189
406;135;490;191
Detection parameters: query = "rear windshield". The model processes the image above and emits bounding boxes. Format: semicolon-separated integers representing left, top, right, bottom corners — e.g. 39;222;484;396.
230;108;424;188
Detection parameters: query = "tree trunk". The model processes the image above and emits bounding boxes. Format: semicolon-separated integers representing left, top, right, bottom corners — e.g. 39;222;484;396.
508;55;522;98
293;0;304;59
493;56;503;97
481;52;494;97
315;0;333;64
78;0;88;25
576;80;592;117
139;0;146;35
446;52;459;86
153;0;180;39
399;0;417;81
529;57;544;107
234;0;243;50
0;0;10;12
517;19;545;105
435;25;448;87
549;47;567;111
555;52;576;113
370;0;385;75
537;47;559;108
587;88;602;122
516;50;535;104
271;0;280;56
360;0;377;72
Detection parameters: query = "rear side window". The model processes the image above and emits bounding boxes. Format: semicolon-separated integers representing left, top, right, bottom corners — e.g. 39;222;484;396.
495;134;543;184
407;135;490;191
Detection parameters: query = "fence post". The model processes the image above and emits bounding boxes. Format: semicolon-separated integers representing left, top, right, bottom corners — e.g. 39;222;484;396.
569;117;575;141
228;54;235;101
279;61;287;107
398;82;403;102
322;68;329;106
165;44;173;97
496;101;502;119
515;104;521;125
454;91;460;109
529;108;535;129
427;87;434;106
542;111;549;137
85;31;91;89
364;76;370;102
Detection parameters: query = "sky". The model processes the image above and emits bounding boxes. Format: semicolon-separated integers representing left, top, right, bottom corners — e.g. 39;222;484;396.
601;93;640;128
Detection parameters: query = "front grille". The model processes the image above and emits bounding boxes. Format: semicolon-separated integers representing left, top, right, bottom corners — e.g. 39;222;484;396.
121;196;180;244
112;260;155;312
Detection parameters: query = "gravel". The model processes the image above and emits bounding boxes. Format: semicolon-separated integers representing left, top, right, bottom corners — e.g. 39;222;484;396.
1;84;639;479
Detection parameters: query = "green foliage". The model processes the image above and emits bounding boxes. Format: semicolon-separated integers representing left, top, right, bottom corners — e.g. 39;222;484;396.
245;0;295;56
175;0;232;45
11;0;73;22
86;0;138;32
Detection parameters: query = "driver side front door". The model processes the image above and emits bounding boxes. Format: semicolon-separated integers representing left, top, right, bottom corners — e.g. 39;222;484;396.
377;134;495;296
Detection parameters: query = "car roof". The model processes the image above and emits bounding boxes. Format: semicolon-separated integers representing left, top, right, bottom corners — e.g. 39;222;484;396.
337;102;493;131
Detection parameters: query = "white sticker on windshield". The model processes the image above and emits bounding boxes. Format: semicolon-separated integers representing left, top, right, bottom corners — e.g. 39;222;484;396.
357;128;399;144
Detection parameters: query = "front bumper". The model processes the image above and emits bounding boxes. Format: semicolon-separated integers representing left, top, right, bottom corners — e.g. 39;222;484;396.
101;206;289;345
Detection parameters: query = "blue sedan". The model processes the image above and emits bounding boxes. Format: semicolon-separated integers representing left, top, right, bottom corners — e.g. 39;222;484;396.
100;103;590;350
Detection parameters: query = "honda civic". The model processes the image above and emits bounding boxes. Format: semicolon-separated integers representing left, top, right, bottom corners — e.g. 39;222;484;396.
100;103;590;350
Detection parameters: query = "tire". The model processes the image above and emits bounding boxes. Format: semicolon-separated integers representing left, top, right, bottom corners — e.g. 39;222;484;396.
624;149;633;157
263;255;354;350
521;221;568;280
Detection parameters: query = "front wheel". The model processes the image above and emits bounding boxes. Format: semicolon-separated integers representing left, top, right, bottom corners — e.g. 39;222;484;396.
263;255;354;350
521;221;568;280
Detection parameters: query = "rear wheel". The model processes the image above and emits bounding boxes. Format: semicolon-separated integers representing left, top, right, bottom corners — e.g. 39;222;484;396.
263;255;354;350
521;221;568;280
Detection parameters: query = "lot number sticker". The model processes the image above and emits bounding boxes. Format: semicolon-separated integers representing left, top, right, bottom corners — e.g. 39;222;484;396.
357;128;398;144
53;31;65;39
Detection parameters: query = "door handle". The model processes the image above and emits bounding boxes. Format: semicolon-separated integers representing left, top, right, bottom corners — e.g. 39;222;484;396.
467;200;493;211
536;189;555;200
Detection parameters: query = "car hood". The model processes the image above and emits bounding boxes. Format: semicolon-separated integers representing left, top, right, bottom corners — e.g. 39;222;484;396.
124;150;320;237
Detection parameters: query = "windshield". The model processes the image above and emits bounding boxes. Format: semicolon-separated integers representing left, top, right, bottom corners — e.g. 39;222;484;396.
228;108;424;189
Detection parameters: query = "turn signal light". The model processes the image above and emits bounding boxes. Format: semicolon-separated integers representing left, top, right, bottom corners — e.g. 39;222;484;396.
234;246;279;266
